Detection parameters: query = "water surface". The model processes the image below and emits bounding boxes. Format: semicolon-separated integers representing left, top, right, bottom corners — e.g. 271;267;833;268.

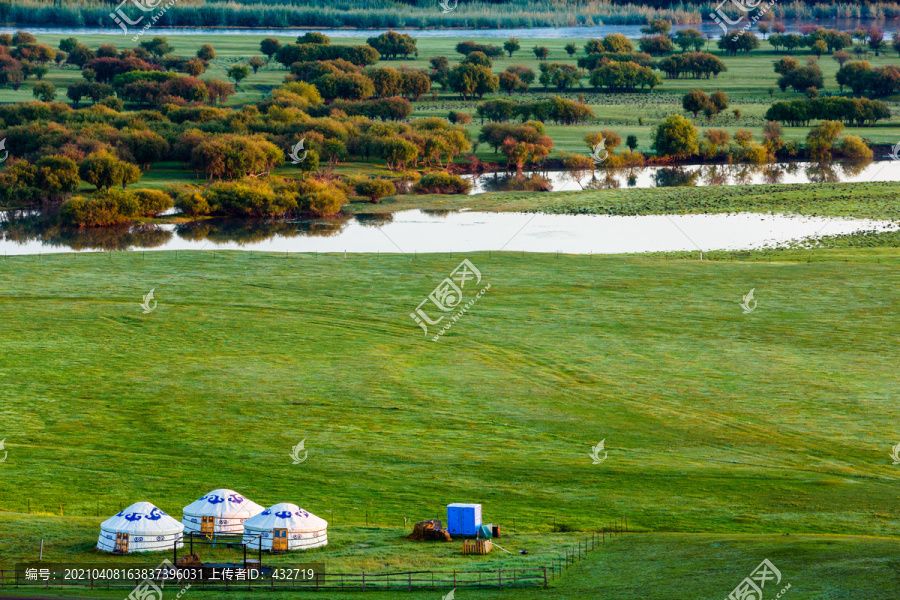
465;161;900;194
1;210;895;256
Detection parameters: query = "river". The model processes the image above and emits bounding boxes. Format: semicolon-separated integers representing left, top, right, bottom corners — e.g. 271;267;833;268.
1;210;896;255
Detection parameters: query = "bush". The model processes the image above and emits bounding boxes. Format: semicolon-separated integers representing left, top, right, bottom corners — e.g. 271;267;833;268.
837;135;873;160
355;178;397;203
174;189;211;216
447;110;472;125
414;172;471;195
132;189;174;217
60;189;139;228
652;114;699;158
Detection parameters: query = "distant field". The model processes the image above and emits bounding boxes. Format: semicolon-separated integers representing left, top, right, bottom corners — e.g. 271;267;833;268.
3;34;900;158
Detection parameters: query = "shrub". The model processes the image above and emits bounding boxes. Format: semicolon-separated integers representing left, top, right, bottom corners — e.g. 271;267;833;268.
448;110;472;124
174;189;211;216
60;189;139;228
355;178;397;203
414;172;471;195
652;114;699;158
836;135;873;160
132;189;174;217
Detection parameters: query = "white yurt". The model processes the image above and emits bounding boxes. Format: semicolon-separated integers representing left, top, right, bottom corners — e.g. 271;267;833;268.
182;489;264;535
97;502;184;553
241;503;328;551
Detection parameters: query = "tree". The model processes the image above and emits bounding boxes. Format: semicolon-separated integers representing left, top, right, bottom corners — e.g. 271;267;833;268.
185;59;206;77
368;66;403;98
682;89;709;117
260;38;281;59
641;19;671;36
652;114;699;157
533;46;550;60
462;51;492;68
806;119;844;160
78;152;142;192
400;70;431;100
504;38;521;58
564;43;577;57
205;78;236;105
674;29;705;52
626;134;639;151
355;179;396;203
124;130;170;170
248;56;266;74
197;44;216;61
709;90;728;112
59;37;79;53
366;31;416;60
601;33;633;53
35;155;80;201
868;27;885;56
499;71;522;95
140;37;174;58
718;31;760;56
812;39;827;58
538;62;580;92
227;64;251;85
32;80;56;102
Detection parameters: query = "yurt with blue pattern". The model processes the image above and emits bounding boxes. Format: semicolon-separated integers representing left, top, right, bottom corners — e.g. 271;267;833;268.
182;489;264;535
241;503;328;551
97;502;184;553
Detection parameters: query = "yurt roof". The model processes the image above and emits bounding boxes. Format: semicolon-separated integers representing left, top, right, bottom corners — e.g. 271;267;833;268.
182;489;263;518
243;503;327;532
100;502;183;534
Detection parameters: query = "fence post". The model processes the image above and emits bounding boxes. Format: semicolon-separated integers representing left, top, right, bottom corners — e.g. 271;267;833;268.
453;570;456;588
543;567;547;588
498;569;502;589
408;572;411;591
362;571;365;592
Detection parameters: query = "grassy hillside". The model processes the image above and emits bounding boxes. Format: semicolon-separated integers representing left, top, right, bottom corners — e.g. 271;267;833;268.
0;249;898;581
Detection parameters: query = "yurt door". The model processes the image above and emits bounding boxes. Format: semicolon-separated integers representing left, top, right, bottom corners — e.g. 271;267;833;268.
273;528;288;552
114;532;129;553
201;516;215;538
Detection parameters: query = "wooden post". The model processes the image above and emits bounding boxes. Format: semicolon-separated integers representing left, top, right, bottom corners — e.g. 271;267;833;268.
625;516;628;532
408;572;411;591
543;566;547;588
498;569;502;589
362;571;365;592
453;570;456;588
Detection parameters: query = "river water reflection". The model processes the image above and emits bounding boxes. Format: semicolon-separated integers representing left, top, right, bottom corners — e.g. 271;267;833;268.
1;210;896;256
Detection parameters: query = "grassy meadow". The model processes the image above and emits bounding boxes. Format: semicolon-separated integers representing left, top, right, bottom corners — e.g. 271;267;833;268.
0;248;898;597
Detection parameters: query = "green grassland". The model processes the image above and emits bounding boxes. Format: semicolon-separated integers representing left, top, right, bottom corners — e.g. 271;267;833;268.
0;249;898;597
4;34;900;158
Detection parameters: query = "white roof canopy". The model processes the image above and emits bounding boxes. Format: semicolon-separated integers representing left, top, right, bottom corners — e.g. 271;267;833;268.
243;503;327;533
101;502;183;535
182;489;263;519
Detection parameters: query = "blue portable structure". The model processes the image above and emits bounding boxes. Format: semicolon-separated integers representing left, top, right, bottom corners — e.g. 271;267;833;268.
447;503;482;536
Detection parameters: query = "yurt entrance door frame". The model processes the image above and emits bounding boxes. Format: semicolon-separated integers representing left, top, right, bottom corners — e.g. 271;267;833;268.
114;533;129;554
